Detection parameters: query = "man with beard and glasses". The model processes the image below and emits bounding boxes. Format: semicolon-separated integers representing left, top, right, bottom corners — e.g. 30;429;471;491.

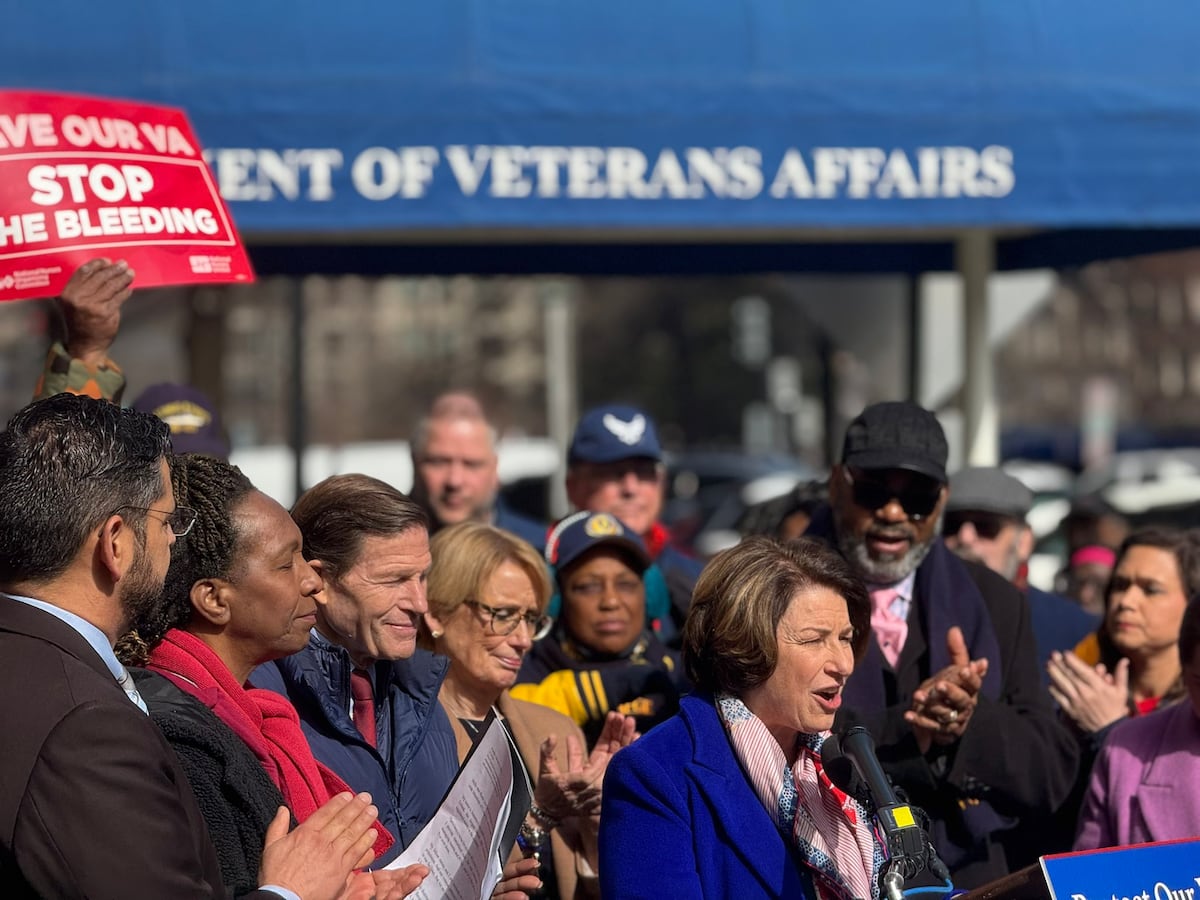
805;401;1078;887
0;395;391;900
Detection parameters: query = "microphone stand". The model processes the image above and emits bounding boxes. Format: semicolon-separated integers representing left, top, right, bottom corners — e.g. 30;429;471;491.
823;728;953;900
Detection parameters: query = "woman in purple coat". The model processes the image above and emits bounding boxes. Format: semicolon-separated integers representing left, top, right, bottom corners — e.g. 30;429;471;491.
1075;595;1200;849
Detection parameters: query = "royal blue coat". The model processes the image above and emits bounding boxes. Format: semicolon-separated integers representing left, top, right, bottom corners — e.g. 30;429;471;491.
600;693;819;900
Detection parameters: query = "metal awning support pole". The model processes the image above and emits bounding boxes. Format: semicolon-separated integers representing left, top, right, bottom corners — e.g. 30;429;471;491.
957;230;999;466
290;278;307;503
543;280;577;520
906;275;921;404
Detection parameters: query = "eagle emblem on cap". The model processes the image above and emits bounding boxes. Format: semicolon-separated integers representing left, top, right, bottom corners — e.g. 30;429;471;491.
584;513;623;537
602;413;646;446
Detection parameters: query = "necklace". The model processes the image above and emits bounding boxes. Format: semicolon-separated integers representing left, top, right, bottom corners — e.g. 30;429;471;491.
459;707;502;736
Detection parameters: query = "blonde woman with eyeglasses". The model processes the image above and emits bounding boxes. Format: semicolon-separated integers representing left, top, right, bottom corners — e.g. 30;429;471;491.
421;521;636;900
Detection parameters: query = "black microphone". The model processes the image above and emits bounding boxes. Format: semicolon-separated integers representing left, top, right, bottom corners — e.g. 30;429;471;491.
818;734;871;810
839;726;932;900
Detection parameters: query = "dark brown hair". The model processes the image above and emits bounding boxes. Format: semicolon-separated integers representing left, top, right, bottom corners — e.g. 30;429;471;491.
682;535;870;695
291;474;428;579
1098;526;1200;705
0;394;170;585
1178;598;1200;671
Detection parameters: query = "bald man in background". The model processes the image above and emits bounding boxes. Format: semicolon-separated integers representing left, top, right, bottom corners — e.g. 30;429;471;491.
409;392;546;549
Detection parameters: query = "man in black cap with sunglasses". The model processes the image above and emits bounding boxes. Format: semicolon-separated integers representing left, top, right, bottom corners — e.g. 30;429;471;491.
806;401;1077;887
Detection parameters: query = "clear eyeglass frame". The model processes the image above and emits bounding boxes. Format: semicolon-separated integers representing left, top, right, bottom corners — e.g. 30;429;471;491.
116;505;198;537
464;600;553;641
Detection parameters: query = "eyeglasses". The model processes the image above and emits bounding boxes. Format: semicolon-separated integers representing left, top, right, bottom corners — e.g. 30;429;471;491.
566;577;643;599
943;511;1012;540
843;467;942;520
117;505;198;537
464;600;553;641
582;459;663;484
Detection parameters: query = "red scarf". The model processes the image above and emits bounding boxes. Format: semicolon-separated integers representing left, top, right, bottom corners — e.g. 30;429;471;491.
644;521;670;560
1135;696;1163;716
148;629;393;859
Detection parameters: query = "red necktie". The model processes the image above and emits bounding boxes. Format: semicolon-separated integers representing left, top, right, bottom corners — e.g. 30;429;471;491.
350;668;377;748
870;587;908;669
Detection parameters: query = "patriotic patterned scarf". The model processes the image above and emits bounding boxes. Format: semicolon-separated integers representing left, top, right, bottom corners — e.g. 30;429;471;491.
717;694;882;900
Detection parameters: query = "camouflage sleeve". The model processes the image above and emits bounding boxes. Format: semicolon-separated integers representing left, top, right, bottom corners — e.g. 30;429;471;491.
33;341;126;404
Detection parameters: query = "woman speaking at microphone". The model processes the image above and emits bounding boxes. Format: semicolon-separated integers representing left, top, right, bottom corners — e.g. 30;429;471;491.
600;536;881;900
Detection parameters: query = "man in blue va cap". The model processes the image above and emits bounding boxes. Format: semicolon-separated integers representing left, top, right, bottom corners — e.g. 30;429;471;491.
562;404;702;646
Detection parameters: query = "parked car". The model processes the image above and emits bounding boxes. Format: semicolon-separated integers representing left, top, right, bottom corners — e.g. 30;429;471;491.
1077;448;1200;526
1022;449;1200;592
662;450;818;557
1001;459;1076;591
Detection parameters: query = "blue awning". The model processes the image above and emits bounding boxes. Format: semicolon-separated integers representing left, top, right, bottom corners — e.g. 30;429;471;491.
6;1;1200;271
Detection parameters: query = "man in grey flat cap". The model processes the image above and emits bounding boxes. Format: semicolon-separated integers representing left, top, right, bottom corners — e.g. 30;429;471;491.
943;467;1099;678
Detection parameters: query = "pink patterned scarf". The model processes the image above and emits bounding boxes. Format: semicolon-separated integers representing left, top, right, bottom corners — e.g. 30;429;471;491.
717;693;881;900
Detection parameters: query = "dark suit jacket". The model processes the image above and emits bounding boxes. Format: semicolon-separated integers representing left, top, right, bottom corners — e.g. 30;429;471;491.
0;595;275;899
1025;585;1100;685
834;557;1079;887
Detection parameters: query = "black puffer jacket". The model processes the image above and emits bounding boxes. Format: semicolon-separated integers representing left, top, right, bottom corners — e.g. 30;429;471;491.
514;629;688;745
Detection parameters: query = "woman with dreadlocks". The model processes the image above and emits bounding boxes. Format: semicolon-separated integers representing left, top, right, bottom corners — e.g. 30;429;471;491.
119;454;427;900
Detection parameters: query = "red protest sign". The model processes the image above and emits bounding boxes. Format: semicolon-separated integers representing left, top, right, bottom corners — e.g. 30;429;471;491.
0;90;254;301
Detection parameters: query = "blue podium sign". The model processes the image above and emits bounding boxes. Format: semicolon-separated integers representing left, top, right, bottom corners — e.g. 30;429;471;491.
1042;839;1200;900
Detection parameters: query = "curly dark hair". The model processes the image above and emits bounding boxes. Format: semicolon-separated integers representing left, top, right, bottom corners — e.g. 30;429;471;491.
117;454;255;665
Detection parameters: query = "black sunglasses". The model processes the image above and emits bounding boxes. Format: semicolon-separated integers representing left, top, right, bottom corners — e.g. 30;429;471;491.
943;511;1012;540
843;468;942;519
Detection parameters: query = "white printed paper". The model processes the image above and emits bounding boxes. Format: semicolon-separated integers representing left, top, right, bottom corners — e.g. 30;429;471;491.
386;714;514;900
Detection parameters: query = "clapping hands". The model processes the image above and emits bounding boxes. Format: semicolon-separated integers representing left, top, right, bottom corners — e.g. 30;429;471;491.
904;627;988;752
533;711;638;822
1046;650;1131;734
